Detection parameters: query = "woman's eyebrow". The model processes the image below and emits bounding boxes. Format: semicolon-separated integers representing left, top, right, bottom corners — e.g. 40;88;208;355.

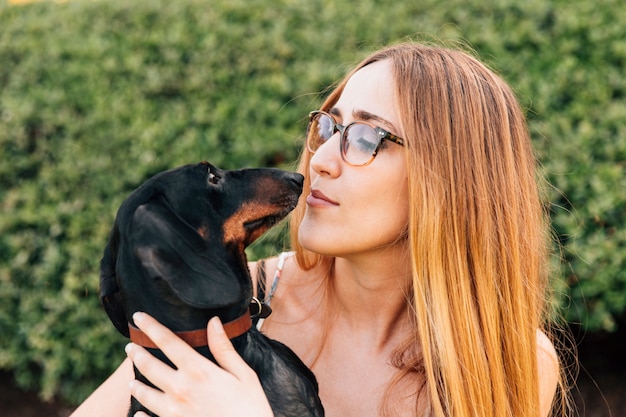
328;107;399;134
353;109;399;133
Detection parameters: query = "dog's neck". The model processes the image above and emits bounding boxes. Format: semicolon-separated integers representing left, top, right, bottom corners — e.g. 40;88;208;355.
128;313;252;349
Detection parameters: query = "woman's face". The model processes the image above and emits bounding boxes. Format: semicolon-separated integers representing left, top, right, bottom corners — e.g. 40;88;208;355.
298;60;409;258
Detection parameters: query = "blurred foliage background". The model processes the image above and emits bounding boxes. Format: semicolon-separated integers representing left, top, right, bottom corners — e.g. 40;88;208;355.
0;0;624;406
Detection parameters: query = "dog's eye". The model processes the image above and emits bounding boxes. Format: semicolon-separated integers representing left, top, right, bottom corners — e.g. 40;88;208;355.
208;167;222;185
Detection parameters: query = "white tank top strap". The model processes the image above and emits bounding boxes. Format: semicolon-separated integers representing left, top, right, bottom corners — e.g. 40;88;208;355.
256;251;293;331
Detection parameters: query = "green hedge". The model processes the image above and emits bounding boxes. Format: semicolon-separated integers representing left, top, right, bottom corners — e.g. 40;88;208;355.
0;0;624;404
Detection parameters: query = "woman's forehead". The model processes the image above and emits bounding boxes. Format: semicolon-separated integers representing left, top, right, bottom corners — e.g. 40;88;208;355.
333;60;399;131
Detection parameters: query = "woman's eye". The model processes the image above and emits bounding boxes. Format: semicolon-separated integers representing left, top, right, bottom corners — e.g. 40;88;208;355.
354;137;378;153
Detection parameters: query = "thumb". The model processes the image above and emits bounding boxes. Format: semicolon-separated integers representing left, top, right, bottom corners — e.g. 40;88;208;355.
207;317;254;379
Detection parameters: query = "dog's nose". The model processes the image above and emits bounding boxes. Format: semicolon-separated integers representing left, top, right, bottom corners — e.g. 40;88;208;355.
288;173;305;188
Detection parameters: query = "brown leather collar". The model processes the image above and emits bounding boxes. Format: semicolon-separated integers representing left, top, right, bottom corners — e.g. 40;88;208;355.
128;314;252;349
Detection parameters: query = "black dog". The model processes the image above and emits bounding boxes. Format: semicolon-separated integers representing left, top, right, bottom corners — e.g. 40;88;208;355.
99;162;324;417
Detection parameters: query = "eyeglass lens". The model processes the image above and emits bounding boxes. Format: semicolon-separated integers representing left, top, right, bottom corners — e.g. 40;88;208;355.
309;113;381;165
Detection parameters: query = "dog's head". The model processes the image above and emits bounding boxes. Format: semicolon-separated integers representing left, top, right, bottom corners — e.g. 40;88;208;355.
100;162;303;336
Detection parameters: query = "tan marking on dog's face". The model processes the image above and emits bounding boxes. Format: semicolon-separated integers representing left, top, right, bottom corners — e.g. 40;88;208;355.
197;225;210;240
222;202;277;245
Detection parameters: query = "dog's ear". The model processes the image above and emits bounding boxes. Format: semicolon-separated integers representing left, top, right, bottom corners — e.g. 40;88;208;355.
130;201;241;309
99;227;131;337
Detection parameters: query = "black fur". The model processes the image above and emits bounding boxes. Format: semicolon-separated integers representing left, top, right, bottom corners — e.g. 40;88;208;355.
100;162;324;417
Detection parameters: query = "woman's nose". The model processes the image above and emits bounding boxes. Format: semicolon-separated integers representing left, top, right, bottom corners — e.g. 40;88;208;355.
310;132;342;177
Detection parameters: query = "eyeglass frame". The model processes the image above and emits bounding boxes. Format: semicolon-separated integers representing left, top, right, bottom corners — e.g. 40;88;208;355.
306;110;405;167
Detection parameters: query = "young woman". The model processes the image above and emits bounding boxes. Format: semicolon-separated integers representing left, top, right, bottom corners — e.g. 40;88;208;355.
72;42;564;417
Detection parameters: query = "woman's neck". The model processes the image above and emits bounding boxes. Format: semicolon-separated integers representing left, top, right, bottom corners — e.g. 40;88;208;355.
329;245;413;352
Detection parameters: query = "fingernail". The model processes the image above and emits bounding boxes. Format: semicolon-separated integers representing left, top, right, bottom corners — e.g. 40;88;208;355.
125;343;133;355
132;311;145;324
211;317;224;334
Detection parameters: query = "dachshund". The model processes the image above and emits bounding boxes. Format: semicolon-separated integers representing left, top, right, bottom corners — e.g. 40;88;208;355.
99;162;324;417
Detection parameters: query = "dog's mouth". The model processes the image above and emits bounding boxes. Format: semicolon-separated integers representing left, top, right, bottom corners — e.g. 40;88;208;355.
243;211;288;246
223;201;298;248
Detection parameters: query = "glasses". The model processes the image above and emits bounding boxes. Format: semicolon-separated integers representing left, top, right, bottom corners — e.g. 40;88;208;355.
306;110;405;166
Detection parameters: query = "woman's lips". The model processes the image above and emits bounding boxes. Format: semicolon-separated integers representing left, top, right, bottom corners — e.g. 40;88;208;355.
306;189;339;207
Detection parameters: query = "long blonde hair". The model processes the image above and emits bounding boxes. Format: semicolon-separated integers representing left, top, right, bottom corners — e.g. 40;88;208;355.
290;42;556;417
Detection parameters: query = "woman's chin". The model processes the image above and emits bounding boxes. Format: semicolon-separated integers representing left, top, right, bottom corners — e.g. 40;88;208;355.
298;222;340;256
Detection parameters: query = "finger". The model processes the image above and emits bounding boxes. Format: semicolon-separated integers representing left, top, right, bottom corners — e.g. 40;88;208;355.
134;412;150;417
125;343;178;393
207;317;256;379
132;312;200;370
128;379;167;417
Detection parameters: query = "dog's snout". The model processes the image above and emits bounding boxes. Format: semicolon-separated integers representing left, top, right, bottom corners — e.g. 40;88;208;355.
288;173;304;189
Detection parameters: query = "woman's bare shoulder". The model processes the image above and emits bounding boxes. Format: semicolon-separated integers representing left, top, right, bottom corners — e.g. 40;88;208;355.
536;329;559;417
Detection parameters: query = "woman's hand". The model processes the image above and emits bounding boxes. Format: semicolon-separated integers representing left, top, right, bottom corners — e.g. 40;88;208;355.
125;312;273;417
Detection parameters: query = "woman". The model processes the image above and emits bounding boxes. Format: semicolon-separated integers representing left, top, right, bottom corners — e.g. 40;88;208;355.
72;42;564;417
